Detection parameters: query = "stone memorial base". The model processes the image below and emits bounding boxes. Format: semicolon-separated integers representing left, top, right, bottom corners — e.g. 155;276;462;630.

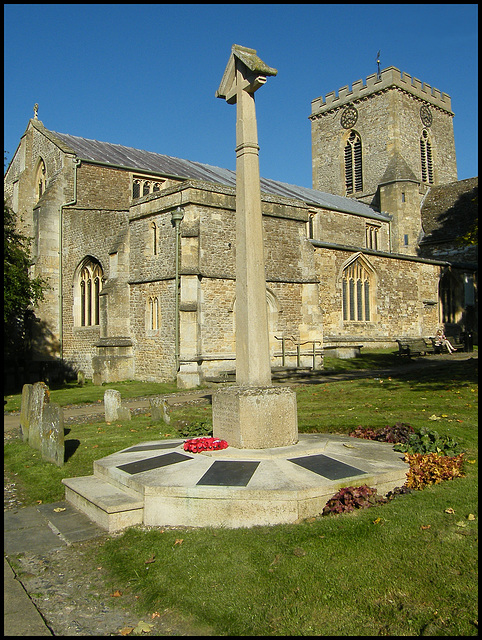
212;386;298;449
62;434;409;532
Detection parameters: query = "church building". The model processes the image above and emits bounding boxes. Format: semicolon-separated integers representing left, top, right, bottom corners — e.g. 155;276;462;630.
4;66;477;388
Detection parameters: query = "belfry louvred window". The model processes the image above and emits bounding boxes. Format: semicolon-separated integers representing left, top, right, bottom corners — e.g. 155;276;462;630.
420;130;434;184
344;131;363;195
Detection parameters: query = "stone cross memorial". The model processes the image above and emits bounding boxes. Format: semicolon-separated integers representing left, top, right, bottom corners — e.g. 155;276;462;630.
213;45;298;449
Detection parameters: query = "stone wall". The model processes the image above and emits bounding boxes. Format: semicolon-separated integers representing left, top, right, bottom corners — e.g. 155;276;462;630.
314;246;440;343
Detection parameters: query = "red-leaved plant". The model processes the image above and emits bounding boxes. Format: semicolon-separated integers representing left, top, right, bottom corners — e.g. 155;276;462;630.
322;484;384;515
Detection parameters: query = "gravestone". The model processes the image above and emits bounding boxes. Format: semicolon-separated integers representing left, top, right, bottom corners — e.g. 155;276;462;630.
213;45;298;448
149;396;171;424
20;383;33;442
104;389;131;422
28;381;50;451
40;402;64;467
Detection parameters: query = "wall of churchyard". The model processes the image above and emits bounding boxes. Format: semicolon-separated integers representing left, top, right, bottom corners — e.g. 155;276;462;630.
315;247;440;344
61;205;130;376
76;163;131;210
311;207;390;252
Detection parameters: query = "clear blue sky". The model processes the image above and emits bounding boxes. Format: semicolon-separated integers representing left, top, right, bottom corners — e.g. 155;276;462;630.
4;4;478;188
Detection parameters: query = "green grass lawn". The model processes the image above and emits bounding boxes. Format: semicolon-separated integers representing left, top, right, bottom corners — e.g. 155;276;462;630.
4;352;478;635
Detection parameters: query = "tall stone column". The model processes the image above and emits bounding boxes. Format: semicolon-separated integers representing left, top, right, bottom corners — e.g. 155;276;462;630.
213;45;298;449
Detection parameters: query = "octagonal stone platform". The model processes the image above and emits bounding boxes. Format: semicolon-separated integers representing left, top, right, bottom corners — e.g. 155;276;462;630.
62;434;409;531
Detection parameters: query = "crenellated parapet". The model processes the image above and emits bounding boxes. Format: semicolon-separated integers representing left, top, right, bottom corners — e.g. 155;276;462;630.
310;66;452;119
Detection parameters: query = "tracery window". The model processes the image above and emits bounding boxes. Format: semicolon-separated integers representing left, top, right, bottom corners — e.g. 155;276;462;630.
342;257;374;322
79;259;103;326
420;129;434;184
344;131;363;195
35;159;47;201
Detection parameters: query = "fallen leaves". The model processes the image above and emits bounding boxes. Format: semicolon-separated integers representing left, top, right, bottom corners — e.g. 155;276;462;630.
53;507;66;512
119;620;155;635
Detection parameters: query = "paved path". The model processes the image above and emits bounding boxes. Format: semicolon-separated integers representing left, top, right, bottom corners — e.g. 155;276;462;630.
4;351;476;635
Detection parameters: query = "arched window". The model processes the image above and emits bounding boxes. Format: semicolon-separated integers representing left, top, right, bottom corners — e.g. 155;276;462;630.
147;296;159;332
151;222;157;255
420;130;434;184
344;131;363;195
342;256;374;322
35;159;47;201
78;259;103;326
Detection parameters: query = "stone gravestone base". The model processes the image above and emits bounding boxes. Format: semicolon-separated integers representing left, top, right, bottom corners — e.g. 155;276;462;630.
149;397;170;424
104;389;131;422
212;386;298;449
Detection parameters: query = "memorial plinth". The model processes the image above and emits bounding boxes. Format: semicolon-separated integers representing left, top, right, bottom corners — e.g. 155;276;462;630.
214;45;298;449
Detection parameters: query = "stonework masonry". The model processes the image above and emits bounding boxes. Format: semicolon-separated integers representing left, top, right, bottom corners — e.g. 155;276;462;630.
4;62;476;388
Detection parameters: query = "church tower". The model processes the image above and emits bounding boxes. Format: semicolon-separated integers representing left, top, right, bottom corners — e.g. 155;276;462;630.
310;66;458;254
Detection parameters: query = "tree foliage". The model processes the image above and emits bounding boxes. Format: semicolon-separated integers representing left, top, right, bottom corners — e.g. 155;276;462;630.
4;200;47;359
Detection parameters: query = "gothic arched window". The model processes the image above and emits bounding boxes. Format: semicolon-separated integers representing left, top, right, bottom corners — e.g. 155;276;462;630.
78;258;103;326
420;129;434;184
344;131;363;195
342;257;374;322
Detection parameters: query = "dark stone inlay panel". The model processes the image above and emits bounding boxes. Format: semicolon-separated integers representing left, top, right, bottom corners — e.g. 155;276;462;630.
122;441;183;453
288;454;366;481
117;452;192;475
196;460;260;487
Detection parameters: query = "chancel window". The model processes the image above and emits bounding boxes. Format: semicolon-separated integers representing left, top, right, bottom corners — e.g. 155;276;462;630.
79;259;103;326
420;130;434;184
342;257;374;322
344;131;363;195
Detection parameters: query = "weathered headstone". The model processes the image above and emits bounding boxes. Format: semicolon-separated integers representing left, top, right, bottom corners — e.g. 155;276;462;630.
213;45;298;448
28;381;50;451
77;369;85;386
149;396;171;424
104;389;131;422
20;383;33;442
40;402;64;467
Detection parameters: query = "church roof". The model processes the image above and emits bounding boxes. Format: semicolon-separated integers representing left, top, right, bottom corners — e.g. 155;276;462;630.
420;177;478;242
48;128;389;221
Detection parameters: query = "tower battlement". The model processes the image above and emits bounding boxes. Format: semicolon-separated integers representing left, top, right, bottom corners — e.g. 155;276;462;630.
310;66;452;118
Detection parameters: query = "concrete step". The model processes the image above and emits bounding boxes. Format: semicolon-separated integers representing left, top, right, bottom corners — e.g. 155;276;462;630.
62;475;144;533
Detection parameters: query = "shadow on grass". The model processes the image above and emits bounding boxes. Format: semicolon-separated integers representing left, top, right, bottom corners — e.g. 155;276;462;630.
64;428;80;463
395;357;478;388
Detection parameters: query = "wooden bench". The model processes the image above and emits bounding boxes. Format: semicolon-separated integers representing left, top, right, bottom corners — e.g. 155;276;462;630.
396;338;435;358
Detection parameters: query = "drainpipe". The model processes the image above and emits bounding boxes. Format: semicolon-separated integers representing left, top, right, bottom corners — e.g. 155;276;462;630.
171;206;184;372
59;157;81;360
